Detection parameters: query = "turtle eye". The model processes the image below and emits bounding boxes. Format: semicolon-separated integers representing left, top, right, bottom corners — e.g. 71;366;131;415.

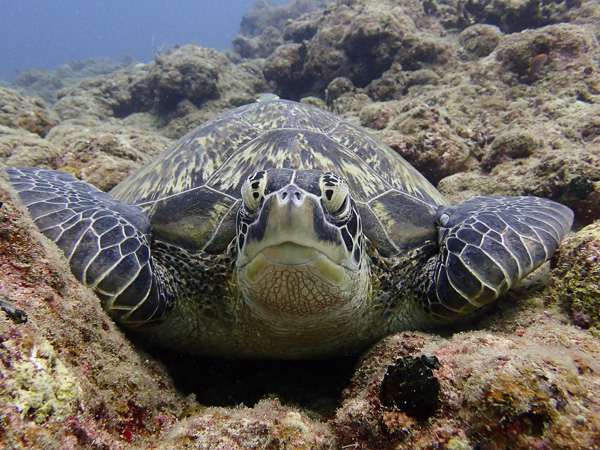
241;170;268;212
320;172;350;217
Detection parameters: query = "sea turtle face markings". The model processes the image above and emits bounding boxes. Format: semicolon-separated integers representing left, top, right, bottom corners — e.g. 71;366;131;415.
236;169;367;318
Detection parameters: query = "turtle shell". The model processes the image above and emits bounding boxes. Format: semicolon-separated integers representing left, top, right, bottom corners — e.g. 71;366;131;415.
110;100;448;257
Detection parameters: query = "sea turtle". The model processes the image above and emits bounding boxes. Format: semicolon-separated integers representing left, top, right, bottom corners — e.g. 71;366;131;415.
6;100;573;359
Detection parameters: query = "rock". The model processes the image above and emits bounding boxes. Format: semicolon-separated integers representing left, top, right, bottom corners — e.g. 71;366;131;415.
0;88;59;137
53;63;153;121
325;77;355;106
11;56;135;105
365;63;408;102
232;26;284;59
377;104;473;184
45;119;173;191
265;0;422;97
359;101;400;130
332;324;600;448
379;355;441;419
405;69;442;89
341;4;418;82
299;96;327;110
239;0;333;38
263;43;307;98
438;143;600;227
329;92;373;117
395;32;450;71
481;129;539;171
458;24;503;57
495;23;597;82
429;0;583;33
157;400;336;448
54;45;267;128
551;221;600;335
152;50;220;113
0;126;61;168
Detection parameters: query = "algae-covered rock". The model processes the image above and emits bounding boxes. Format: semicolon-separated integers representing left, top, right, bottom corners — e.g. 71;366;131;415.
0;175;193;447
265;0;422;97
157;400;336;449
430;0;582;33
0;126;61;168
551;221;600;335
7;338;81;424
495;23;597;82
438;144;600;226
458;24;503;57
232;26;284;59
263;43;307;97
481;129;539;170
238;0;333;39
11;56;134;105
46;119;172;191
54;45;267;130
332;326;600;448
325;77;356;106
377;104;473;184
0;88;59;137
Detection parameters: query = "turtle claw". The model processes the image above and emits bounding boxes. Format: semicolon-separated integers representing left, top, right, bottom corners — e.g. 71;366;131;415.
424;196;573;319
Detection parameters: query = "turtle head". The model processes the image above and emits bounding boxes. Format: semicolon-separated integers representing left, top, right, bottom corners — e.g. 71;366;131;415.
235;169;368;318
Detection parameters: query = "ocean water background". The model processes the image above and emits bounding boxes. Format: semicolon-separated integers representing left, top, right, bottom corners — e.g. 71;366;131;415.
0;0;286;81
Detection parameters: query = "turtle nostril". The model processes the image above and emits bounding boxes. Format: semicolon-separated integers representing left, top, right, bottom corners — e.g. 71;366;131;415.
278;186;304;204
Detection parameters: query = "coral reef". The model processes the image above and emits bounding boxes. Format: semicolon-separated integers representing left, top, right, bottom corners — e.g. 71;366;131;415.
45;119;173;190
157;400;336;448
1;0;600;446
10;56;135;105
238;0;334;38
0;126;61;169
551;220;600;335
53;45;267;135
332;325;600;448
0;88;59;137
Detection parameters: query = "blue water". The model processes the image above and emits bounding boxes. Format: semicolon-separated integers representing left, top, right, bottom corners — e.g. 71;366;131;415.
0;0;287;81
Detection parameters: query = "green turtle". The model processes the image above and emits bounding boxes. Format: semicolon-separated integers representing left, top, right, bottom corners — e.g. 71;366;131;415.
6;100;573;359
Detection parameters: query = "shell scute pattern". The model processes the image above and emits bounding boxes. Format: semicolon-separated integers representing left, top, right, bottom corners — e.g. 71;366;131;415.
330;121;446;204
238;99;339;133
110;100;448;256
110;115;261;205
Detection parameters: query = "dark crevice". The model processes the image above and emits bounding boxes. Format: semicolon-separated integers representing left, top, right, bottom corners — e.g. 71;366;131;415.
149;347;358;417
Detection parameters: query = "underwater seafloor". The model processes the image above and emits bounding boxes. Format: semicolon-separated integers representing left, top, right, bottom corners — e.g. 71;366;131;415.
1;0;600;448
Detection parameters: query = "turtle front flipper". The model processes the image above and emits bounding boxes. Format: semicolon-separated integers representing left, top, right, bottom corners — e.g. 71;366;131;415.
418;196;573;322
6;167;173;326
